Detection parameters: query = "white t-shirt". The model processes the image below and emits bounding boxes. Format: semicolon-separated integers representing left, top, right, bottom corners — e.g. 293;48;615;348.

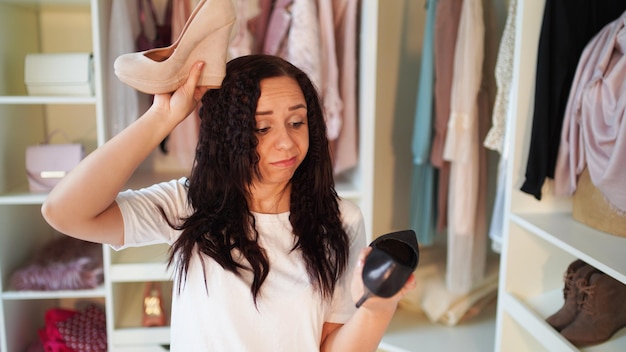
114;178;366;351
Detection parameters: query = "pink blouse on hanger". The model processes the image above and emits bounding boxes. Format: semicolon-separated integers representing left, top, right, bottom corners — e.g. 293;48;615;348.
554;12;626;213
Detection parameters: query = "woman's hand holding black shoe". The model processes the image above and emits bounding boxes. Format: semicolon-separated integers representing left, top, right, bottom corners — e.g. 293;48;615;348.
351;230;419;312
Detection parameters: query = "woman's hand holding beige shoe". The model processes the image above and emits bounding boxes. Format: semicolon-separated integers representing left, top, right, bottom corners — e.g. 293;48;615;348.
151;62;210;124
114;0;236;94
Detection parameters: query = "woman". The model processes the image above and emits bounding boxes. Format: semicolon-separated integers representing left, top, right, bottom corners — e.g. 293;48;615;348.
42;54;415;351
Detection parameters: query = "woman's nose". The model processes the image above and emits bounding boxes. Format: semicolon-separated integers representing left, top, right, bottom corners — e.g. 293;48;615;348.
274;127;295;149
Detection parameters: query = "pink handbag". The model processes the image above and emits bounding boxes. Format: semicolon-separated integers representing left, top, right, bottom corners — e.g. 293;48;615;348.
25;134;84;192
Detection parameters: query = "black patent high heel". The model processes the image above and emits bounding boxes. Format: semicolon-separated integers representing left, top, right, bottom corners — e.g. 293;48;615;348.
356;230;419;308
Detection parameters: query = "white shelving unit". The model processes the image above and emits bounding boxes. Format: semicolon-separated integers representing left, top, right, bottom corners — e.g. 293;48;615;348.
0;1;107;351
494;0;626;351
0;0;376;350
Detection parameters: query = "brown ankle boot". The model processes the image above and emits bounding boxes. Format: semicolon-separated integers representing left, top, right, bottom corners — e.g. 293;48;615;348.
560;272;626;347
545;259;595;331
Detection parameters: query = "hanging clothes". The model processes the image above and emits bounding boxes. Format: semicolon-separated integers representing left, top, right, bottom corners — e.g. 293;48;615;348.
262;0;359;173
331;0;359;175
443;0;484;238
106;0;152;139
317;0;343;142
409;0;438;247
485;0;517;252
229;0;253;58
263;0;322;92
519;0;626;200
484;0;516;154
443;0;492;295
136;0;173;52
247;0;273;55
431;0;464;233
554;10;626;213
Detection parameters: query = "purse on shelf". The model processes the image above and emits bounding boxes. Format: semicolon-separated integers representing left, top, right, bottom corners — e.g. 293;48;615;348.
25;130;84;193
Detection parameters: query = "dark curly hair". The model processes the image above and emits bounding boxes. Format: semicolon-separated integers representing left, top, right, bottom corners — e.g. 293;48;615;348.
167;55;350;303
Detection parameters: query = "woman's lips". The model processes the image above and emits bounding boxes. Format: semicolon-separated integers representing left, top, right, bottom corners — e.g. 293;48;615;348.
271;157;297;167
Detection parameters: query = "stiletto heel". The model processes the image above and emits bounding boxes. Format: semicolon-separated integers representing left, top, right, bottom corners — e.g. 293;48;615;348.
356;230;419;308
114;0;236;94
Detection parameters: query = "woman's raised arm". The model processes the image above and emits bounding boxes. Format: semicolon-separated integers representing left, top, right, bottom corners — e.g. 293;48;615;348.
41;62;207;246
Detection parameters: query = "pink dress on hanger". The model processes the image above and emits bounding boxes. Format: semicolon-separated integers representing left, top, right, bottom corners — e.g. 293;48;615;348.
431;0;464;232
443;0;489;295
331;0;359;175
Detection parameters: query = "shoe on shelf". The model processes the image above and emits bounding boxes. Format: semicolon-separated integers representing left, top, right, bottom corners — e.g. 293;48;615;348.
356;230;419;308
560;271;626;347
114;0;236;94
142;281;167;327
545;259;597;331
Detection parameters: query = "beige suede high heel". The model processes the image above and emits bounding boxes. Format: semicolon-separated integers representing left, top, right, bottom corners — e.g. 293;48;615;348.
114;0;236;94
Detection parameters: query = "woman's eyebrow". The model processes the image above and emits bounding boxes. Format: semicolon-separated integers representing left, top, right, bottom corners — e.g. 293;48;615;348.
289;103;307;111
256;103;307;116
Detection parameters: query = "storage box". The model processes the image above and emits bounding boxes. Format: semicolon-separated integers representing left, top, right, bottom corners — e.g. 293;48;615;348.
24;53;94;96
572;168;626;237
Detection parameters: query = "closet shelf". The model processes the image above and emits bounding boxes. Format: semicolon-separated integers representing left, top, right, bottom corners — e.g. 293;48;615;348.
0;171;189;206
0;96;96;105
111;326;171;347
0;188;47;205
501;292;578;351
2;285;106;300
502;291;626;351
109;244;171;282
0;0;90;8
109;263;172;283
510;213;626;283
0;171;362;206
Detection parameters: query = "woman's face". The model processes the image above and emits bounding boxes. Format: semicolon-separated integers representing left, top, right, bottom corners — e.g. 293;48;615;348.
253;76;309;188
